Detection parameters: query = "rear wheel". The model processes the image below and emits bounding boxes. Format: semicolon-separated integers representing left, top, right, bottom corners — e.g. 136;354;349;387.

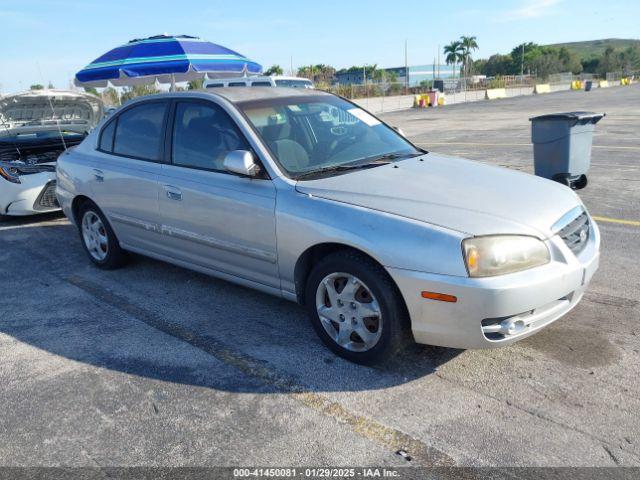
305;251;409;364
78;203;128;269
574;174;588;190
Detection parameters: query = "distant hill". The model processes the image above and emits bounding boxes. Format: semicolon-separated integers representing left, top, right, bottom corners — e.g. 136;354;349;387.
547;38;640;59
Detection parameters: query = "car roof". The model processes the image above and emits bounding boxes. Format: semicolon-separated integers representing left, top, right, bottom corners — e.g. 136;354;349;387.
195;87;332;104
120;88;334;108
206;76;312;83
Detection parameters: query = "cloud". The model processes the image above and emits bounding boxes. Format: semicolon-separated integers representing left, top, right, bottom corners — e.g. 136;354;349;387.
497;0;563;21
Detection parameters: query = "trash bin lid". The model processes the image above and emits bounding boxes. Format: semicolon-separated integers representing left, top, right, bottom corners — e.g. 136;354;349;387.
530;111;606;123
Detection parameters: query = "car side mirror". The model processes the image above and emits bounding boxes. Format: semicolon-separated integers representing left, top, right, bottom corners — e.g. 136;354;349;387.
223;150;260;177
392;126;406;137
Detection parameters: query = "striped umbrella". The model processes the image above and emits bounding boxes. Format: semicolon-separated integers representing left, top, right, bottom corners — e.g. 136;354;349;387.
74;34;262;88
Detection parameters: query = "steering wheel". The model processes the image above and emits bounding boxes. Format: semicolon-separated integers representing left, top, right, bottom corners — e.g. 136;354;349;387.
329;125;349;136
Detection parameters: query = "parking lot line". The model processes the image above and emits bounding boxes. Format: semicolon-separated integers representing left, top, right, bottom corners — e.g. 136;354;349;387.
65;274;455;467
592;216;640;227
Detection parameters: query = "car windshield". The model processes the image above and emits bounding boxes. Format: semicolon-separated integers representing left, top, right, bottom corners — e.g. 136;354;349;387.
239;96;422;179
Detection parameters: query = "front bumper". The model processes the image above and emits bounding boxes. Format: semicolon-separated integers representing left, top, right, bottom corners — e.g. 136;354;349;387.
388;219;600;349
0;172;59;216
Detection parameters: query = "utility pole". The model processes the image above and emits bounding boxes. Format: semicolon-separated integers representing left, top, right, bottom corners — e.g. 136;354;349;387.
363;64;367;97
520;44;525;78
437;45;440;78
404;39;408;94
290;55;293;76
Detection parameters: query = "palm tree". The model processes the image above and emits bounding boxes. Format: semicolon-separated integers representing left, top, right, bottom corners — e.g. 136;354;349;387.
460;36;479;79
265;65;284;76
444;41;463;79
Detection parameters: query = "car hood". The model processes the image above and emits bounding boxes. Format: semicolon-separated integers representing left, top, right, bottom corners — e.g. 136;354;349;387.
0;89;103;137
295;154;582;238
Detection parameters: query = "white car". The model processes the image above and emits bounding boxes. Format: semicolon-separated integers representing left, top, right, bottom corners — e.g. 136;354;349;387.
204;75;314;89
0;90;103;218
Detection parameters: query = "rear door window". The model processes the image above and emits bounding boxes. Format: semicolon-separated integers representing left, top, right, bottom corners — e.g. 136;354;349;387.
99;119;116;152
113;102;168;161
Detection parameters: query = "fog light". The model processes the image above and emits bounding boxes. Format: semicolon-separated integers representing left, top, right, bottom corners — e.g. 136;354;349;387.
500;318;526;335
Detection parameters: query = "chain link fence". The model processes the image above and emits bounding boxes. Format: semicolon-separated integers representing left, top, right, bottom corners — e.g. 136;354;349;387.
316;70;637;113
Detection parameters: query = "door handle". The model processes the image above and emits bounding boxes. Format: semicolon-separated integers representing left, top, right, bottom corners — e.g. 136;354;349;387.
164;185;182;201
93;169;104;182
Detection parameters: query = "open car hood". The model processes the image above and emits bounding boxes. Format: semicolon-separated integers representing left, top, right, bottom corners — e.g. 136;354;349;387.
0;90;103;137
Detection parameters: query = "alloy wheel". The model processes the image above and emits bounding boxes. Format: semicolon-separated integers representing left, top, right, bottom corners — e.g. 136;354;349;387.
81;211;109;261
315;272;383;352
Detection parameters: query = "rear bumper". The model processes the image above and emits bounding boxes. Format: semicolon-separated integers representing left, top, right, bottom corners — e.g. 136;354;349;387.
388;220;600;349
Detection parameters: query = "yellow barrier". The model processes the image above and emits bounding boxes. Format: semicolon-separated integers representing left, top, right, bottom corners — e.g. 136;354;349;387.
621;78;631;86
485;88;507;100
413;94;432;107
571;80;583;90
598;80;610;88
534;83;551;94
438;96;445;106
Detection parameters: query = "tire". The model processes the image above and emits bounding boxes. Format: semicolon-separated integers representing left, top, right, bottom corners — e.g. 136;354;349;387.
552;173;571;187
77;202;128;269
574;174;588;190
305;250;410;365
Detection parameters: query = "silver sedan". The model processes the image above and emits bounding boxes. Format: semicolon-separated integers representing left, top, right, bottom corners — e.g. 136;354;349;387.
56;88;599;364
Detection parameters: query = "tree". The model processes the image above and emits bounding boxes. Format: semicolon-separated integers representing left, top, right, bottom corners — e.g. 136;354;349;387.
84;87;99;96
596;46;622;76
480;54;514;76
187;79;204;90
444;41;463;79
620;46;640;74
30;84;44;90
120;84;159;102
47;82;55;89
298;64;336;84
460;35;479;78
510;42;540;75
265;65;283;76
102;87;120;106
558;47;583;75
581;57;600;73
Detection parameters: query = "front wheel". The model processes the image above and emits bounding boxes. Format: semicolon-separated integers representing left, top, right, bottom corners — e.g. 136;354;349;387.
305;251;409;364
78;203;128;269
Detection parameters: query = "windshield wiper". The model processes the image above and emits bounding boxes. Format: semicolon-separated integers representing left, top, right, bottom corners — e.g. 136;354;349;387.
295;162;388;180
369;151;423;162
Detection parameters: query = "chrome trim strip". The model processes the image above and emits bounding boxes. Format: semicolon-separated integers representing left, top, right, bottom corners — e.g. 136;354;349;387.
109;213;276;263
109;212;160;233
551;205;585;233
160;225;277;263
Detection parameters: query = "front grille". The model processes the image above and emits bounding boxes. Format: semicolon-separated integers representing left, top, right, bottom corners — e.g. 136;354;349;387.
559;211;590;256
34;181;59;210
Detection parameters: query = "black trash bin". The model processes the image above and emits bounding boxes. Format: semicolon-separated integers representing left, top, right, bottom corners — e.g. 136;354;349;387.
585;80;593;92
530;111;605;189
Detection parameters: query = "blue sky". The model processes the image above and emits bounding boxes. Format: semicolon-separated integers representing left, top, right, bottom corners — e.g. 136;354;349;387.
1;0;638;92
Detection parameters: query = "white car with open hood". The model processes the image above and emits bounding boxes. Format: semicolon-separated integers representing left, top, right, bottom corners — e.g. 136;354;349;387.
0;90;103;218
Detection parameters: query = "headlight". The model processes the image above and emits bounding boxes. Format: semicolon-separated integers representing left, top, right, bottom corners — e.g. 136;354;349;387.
462;235;550;277
0;165;21;184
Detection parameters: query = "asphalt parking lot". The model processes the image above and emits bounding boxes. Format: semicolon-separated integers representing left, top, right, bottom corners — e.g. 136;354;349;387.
1;85;639;468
